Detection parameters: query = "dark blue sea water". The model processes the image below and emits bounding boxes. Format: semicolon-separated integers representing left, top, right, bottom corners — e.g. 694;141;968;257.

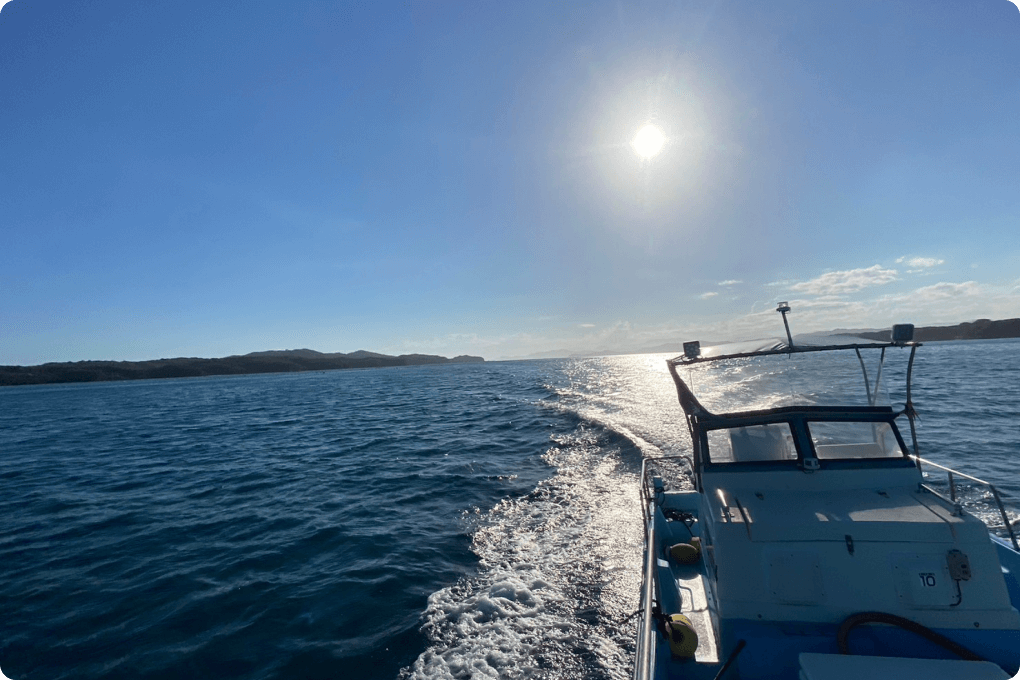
1;340;1018;679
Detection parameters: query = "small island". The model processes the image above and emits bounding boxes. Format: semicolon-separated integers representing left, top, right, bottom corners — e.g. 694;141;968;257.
0;349;485;387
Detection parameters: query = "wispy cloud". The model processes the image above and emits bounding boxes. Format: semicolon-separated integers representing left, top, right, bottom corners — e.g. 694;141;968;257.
391;274;1020;360
718;279;742;286
789;265;898;296
897;256;944;267
699;291;719;299
896;256;945;273
693;279;1017;345
908;280;978;301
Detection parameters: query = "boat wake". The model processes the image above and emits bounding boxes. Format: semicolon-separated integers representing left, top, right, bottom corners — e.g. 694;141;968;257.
401;426;643;680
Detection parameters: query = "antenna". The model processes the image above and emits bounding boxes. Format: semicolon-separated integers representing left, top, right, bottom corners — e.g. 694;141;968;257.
776;302;794;349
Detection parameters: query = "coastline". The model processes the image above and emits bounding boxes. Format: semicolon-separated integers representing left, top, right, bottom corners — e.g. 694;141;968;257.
0;350;484;387
848;318;1020;343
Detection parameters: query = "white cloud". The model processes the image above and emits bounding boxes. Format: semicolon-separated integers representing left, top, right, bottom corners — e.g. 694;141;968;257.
699;291;719;299
381;277;1017;361
909;281;979;301
788;265;898;296
718;280;742;286
896;256;945;273
681;276;1020;350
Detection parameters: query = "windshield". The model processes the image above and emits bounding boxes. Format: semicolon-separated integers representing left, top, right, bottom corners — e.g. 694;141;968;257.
677;345;902;414
706;423;798;463
704;417;909;464
808;420;905;459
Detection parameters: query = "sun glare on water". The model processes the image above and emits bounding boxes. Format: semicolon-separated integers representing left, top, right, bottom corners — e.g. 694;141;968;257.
631;124;665;159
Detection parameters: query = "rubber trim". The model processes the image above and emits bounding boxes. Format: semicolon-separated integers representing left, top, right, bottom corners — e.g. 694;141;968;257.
837;611;985;661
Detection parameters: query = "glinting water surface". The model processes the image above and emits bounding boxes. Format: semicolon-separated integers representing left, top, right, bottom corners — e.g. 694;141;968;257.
1;340;1018;679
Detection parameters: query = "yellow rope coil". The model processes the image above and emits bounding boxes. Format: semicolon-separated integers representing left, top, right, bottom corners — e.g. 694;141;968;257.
666;613;699;658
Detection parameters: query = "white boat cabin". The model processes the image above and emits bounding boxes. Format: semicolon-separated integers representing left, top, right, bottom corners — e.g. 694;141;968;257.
634;321;1020;680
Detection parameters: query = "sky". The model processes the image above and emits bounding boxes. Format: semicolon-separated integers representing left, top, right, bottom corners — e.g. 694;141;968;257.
2;0;1019;365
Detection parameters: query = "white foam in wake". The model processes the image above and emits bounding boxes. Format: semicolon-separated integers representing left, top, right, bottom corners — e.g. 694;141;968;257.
402;427;642;680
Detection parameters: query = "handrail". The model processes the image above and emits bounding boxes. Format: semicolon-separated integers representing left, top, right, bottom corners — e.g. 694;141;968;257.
639;457;653;525
914;455;1019;551
640;455;695;524
634;457;659;680
634;455;693;680
634;502;657;680
918;483;962;516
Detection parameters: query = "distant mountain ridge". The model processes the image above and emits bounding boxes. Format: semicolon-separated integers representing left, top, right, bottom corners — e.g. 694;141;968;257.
0;350;484;386
848;318;1020;343
244;348;399;361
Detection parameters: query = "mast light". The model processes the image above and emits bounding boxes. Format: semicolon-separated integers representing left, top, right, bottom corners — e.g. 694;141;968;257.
776;302;794;349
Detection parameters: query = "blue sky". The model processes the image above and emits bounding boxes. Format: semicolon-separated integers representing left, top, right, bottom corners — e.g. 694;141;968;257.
2;0;1019;364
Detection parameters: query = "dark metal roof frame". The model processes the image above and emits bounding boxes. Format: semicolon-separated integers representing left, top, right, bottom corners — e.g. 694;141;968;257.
668;340;918;367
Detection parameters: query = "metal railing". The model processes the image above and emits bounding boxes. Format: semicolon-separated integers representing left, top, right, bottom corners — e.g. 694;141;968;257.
914;455;1019;551
639;455;694;524
634;496;657;680
634;455;694;680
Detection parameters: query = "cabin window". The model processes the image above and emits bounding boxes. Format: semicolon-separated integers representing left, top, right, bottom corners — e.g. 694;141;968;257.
807;421;905;459
706;423;798;463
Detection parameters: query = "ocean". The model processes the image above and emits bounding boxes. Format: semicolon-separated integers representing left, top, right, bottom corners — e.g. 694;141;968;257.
1;339;1018;679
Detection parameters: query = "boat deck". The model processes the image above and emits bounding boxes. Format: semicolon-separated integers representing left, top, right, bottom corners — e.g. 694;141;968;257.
645;488;1020;680
655;493;720;666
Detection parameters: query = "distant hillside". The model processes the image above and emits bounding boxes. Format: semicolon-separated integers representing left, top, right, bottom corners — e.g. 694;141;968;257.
0;350;484;386
850;318;1020;343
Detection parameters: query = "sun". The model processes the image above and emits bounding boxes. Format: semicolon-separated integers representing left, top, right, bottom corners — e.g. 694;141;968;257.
631;124;665;159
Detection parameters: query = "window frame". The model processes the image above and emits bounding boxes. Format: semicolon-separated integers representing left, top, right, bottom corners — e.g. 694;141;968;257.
697;405;915;473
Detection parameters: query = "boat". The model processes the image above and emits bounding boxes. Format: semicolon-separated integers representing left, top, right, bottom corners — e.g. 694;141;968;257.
635;304;1020;680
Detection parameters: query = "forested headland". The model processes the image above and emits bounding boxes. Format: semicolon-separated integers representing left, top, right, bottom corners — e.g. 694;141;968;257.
852;318;1020;343
0;349;484;386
